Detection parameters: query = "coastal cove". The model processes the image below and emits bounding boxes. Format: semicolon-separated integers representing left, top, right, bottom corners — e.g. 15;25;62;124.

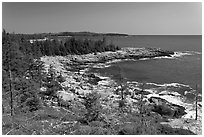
40;47;202;134
90;50;202;94
88;35;202;93
2;2;202;135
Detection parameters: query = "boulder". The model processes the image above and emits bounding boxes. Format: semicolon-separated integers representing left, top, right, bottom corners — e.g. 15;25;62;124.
87;73;102;85
57;91;76;101
148;97;186;118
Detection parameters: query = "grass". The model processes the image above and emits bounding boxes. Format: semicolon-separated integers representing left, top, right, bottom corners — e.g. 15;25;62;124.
2;104;196;135
2;106;79;135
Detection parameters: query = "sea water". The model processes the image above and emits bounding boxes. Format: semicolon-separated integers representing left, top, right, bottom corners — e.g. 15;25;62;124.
90;35;202;96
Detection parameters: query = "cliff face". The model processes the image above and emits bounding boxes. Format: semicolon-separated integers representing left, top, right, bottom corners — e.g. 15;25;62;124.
40;47;201;135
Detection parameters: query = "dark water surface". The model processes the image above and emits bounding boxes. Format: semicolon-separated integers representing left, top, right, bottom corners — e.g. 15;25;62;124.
106;35;202;52
88;35;202;92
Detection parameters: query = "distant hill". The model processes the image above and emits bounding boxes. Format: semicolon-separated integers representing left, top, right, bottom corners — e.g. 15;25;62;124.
53;31;129;37
12;31;129;40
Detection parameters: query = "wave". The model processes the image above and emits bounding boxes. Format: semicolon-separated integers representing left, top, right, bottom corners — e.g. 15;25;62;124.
138;54;176;61
92;50;200;69
94;73;110;79
152;56;175;60
145;82;191;88
172;50;201;58
106;59;123;64
127;80;192;89
138;51;195;61
127;81;193;94
147;50;200;60
127;81;196;100
92;64;111;69
154;51;196;60
185;51;202;55
171;51;192;57
139;58;151;61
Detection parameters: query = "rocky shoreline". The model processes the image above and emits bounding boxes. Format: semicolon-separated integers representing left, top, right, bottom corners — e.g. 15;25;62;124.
40;47;202;134
68;47;174;64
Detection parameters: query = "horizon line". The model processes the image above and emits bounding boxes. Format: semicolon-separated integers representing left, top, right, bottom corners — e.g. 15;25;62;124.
4;30;202;36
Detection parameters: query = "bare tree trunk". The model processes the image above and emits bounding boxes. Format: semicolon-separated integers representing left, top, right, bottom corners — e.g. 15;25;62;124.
195;84;198;120
38;65;42;88
195;96;198;120
8;64;13;116
8;41;14;117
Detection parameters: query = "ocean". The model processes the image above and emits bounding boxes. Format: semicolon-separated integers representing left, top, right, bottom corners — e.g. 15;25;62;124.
90;35;202;96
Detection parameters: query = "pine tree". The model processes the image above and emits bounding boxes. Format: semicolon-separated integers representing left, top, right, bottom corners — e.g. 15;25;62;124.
2;30;43;114
41;65;62;100
82;92;102;123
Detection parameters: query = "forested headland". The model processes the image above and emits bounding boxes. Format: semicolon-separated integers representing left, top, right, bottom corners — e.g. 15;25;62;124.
2;30;197;135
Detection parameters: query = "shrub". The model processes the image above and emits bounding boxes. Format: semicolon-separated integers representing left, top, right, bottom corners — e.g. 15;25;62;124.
157;124;196;135
118;113;160;135
14;78;42;113
81;92;102;123
74;125;108;135
56;73;66;83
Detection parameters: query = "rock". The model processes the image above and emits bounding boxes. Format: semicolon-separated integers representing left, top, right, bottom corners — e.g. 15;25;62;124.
39;51;201;135
161;118;202;135
40;87;47;92
148;97;186;118
57;91;76;101
87;73;102;85
87;73;97;78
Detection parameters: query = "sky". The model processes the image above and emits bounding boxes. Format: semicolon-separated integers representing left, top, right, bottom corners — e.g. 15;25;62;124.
2;2;202;35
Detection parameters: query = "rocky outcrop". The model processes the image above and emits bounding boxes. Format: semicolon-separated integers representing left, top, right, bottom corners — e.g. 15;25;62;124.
148;97;186;118
86;73;102;85
160;118;202;135
68;47;174;64
40;47;201;135
128;48;174;59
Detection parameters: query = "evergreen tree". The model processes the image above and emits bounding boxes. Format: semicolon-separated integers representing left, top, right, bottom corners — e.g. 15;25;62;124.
41;65;62;99
2;30;43;114
82;92;102;123
14;78;41;113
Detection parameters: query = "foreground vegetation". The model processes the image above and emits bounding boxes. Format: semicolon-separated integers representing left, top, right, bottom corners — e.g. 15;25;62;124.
2;30;195;135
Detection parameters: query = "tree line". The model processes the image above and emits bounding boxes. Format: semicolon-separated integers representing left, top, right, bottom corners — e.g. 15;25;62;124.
34;37;120;56
2;29;196;135
2;29;120;114
7;31;120;58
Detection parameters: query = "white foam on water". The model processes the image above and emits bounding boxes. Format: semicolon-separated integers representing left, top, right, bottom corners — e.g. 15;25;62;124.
151;51;193;60
98;80;110;85
136;51;192;61
127;81;140;84
124;59;136;61
141;51;197;61
146;82;190;88
144;89;155;94
159;90;181;96
94;74;109;79
106;59;122;64
153;56;175;59
91;50;200;70
185;51;202;55
92;64;111;69
172;51;192;58
139;58;150;61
